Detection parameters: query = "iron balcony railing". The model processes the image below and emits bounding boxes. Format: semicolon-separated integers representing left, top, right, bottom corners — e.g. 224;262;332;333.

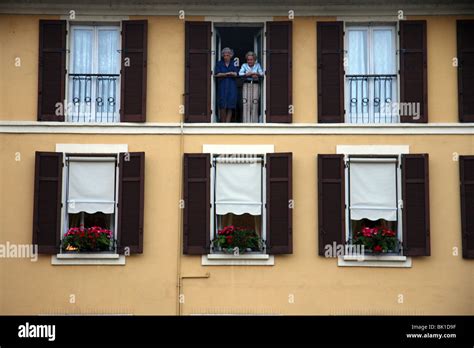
68;73;120;123
346;74;398;124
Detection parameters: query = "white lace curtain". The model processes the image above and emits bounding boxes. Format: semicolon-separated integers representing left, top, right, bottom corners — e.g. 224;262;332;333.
346;26;397;123
71;27;119;74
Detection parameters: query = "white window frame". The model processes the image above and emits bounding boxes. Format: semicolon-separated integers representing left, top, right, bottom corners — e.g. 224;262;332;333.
52;144;128;265
62;154;119;252
66;23;121;123
344;155;402;251
202;144;275;266
210;153;266;253
336;145;411;268
208;17;270;124
344;22;399;124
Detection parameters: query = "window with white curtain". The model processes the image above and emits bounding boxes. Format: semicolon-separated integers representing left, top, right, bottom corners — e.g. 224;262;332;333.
211;154;265;252
346;156;402;253
68;25;120;123
345;24;398;124
64;155;118;248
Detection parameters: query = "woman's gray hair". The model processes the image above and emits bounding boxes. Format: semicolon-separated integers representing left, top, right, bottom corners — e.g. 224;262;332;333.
221;47;234;57
245;51;257;60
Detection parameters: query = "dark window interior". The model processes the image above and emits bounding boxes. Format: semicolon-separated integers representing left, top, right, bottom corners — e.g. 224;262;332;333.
214;25;263;122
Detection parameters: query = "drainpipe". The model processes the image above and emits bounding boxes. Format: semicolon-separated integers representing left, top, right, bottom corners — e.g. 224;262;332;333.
176;98;185;316
176;95;211;315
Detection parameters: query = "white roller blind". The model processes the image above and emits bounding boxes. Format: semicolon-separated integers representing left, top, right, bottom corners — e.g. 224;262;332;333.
67;158;116;214
215;161;262;216
349;160;397;221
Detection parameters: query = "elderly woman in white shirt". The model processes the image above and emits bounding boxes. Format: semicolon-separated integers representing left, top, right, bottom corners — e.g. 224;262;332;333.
239;51;263;123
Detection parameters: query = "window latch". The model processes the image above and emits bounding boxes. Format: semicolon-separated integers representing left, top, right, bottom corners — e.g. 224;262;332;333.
398;199;403;209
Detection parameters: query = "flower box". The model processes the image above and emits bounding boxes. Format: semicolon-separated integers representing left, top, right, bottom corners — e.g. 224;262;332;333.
352;226;400;254
212;225;264;254
62;225;114;253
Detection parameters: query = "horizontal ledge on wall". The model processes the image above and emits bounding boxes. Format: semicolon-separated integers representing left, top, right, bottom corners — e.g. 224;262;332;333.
0;122;473;135
1;1;473;16
202;254;274;266
337;255;412;268
52;253;126;266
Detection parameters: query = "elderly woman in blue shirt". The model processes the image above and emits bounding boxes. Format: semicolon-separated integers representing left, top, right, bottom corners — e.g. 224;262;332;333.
239;51;263;123
214;47;239;123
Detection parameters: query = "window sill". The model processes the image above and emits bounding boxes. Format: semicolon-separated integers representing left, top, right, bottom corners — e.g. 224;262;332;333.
337;255;411;268
201;254;274;266
52;253;125;266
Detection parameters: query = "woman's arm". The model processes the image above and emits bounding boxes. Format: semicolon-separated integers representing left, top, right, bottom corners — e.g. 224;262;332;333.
238;64;247;76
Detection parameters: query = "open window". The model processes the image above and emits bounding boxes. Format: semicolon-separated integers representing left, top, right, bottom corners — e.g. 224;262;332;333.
184;21;292;123
213;24;265;123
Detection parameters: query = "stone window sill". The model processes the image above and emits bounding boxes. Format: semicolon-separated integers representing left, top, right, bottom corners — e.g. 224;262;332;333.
52;253;125;266
202;253;274;266
337;255;411;268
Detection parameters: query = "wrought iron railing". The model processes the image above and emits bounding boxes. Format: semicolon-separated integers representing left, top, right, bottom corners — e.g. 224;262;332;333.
68;73;120;123
346;74;398;124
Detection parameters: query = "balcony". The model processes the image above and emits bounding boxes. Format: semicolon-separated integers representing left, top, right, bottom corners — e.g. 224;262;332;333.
68;73;120;123
346;74;398;124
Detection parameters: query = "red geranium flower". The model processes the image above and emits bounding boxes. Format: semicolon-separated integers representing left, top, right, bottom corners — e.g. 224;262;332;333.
373;245;383;253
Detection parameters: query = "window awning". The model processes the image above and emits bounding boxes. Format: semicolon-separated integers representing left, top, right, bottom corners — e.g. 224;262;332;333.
349;160;397;221
67;157;116;214
215;160;262;216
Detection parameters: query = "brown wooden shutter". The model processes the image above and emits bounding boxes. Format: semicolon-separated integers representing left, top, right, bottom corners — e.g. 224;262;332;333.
318;155;345;256
183;154;210;254
120;20;148;123
185;22;211;123
118;152;145;254
32;152;63;253
266;21;292;123
266;153;292;254
460;156;474;259
457;20;474;122
402;154;430;256
399;20;428;123
37;20;66;122
317;22;344;123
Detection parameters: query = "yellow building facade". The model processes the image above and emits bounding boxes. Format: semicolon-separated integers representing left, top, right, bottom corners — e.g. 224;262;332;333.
0;0;473;315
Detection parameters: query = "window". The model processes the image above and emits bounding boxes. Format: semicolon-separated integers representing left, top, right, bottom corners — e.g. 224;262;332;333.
460;156;474;258
37;20;147;123
32;151;145;256
210;154;266;253
183;151;292;256
345;156;402;254
184;21;292;123
212;24;265;123
63;155;118;252
68;25;121;122
345;24;398;123
319;150;430;260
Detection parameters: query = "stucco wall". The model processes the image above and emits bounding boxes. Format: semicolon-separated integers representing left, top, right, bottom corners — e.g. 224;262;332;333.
0;133;472;315
1;14;473;122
